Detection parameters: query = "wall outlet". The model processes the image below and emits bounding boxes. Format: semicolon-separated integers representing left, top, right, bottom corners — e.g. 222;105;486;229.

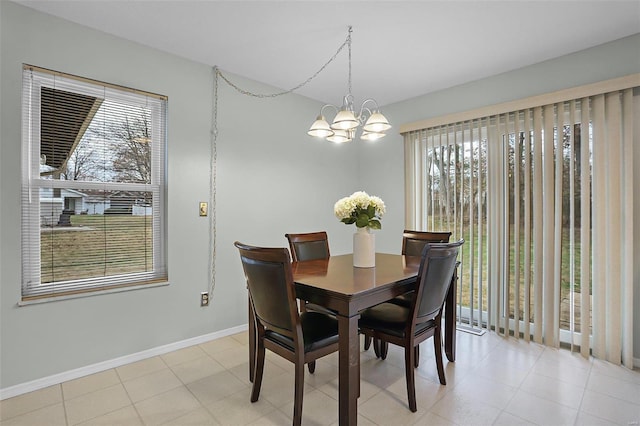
200;292;209;307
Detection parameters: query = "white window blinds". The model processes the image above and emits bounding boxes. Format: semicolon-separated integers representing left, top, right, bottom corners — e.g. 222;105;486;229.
21;65;168;300
403;76;637;368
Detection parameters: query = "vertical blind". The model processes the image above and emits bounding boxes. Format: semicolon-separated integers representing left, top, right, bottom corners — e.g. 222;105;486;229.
21;65;168;299
403;78;636;368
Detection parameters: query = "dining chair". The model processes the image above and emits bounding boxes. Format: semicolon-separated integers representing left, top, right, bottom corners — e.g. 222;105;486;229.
358;240;463;412
234;241;339;426
285;232;335;312
364;230;452;356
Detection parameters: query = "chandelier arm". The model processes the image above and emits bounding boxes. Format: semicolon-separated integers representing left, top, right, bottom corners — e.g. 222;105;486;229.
216;27;352;99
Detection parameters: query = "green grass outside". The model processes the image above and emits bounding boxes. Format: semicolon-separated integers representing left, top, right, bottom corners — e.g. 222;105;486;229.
40;214;153;283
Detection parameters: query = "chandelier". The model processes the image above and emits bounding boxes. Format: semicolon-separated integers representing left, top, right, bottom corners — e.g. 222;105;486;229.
307;27;391;143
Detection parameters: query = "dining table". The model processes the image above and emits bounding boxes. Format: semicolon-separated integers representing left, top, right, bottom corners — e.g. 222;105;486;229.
292;253;457;425
247;252;458;425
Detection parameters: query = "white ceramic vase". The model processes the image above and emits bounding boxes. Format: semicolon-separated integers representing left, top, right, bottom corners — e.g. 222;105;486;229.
353;227;375;268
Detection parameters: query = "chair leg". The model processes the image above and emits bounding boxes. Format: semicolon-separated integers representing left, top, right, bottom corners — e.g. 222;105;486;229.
373;337;381;358
405;344;417;412
293;359;305;426
250;338;266;402
364;335;372;350
433;326;446;385
307;361;316;374
380;341;388;360
414;344;420;368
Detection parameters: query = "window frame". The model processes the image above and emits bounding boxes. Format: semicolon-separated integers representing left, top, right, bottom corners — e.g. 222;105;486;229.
21;65;168;302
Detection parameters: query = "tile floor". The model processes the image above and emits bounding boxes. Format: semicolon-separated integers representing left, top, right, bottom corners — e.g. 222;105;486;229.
1;330;639;425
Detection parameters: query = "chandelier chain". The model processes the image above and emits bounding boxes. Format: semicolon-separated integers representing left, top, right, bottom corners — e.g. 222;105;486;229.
215;28;351;98
347;26;352;97
208;66;219;297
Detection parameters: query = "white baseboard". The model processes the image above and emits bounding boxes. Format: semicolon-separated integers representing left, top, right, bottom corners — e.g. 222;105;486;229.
0;324;248;401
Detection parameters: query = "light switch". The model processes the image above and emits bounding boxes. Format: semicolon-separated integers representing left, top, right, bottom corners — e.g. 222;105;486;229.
199;202;208;217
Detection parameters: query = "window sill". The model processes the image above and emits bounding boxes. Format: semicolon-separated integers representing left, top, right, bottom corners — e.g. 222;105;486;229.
18;280;169;306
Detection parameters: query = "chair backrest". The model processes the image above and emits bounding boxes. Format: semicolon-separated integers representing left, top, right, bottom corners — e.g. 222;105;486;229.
285;232;330;262
402;230;452;257
234;242;299;338
413;240;463;324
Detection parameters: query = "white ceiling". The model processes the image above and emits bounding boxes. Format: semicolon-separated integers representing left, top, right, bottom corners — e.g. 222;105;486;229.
14;0;640;106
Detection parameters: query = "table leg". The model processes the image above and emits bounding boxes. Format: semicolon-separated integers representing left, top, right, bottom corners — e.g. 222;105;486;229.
444;269;457;362
248;297;255;382
337;313;359;426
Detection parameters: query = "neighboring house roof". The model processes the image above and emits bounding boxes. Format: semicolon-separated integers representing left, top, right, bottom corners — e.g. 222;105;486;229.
40;87;103;176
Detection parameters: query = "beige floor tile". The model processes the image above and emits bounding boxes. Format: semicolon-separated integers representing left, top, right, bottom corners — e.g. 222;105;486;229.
187;370;248;406
62;369;121;400
587;371;640;405
536;346;592;371
200;335;244;357
227;359;287;387
281;388;338;426
385;374;448;413
429;391;501;425
358;388;428;426
492;411;536;425
0;385;62;421
64;384;131;425
246;408;293;425
303;359;339;390
530;356;592;388
411;411;458;426
207;388;277;425
574;411;619;426
160;345;207;367
474;358;530;388
230;331;250;346
169;355;226;384
504;389;578;425
450;374;516;410
134;387;201;426
520;371;585;409
256;370;313;409
122;368;182;403
162;407;219;425
0;402;66;426
360;358;406;390
116;356;168;382
315;376;381;406
580;389;640;425
208;345;251;370
590;359;640;385
332;414;377;426
76;405;143;426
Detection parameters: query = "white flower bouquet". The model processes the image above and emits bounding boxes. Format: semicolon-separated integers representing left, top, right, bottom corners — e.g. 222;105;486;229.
334;191;386;229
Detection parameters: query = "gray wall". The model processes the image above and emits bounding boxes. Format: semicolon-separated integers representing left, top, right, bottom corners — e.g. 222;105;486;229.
362;33;640;359
1;1;638;391
0;1;358;390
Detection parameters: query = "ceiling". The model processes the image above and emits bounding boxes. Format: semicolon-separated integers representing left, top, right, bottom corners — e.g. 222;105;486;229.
14;1;640;107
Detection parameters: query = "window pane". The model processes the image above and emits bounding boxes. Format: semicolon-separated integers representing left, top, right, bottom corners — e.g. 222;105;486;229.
40;190;153;284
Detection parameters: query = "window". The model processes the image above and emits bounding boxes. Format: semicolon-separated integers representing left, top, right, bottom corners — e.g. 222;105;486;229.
21;65;168;300
403;77;636;367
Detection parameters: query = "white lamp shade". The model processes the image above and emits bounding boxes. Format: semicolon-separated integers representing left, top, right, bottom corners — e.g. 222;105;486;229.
360;131;386;141
307;116;335;138
331;109;359;130
326;129;352;143
363;112;391;133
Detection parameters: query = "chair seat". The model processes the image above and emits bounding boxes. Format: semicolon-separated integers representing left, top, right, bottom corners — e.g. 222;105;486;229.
305;302;336;316
266;311;339;352
360;302;434;338
388;291;414;307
